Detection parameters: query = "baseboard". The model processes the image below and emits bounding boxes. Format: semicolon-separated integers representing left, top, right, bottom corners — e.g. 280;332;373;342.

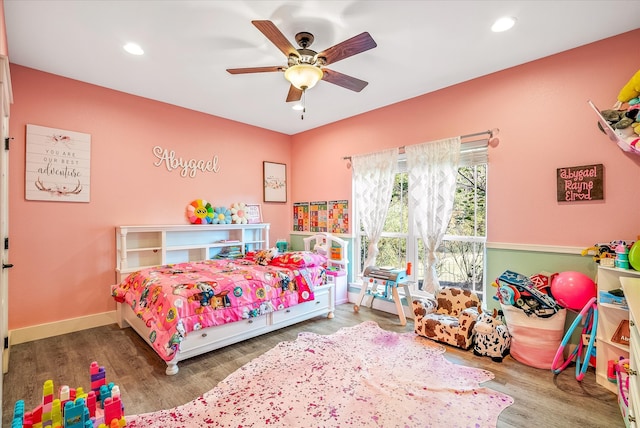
336;297;350;305
10;311;118;345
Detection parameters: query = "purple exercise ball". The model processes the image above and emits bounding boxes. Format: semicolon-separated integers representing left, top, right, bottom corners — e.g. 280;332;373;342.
550;271;596;311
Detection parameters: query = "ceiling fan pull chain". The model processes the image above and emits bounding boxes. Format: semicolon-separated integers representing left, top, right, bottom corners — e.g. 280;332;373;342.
301;89;306;120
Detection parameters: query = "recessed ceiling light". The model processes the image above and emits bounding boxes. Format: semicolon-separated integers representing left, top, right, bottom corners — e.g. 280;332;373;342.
292;104;304;111
123;42;144;55
491;17;516;33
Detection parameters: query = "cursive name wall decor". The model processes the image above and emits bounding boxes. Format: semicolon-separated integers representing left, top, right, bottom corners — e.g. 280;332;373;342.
152;145;220;178
556;163;604;202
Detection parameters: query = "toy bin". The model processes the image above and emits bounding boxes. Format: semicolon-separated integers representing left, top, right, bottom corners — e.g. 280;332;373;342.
501;303;567;369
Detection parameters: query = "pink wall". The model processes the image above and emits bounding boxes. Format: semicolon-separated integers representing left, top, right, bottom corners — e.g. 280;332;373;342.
7;29;640;332
292;29;640;247
8;66;291;329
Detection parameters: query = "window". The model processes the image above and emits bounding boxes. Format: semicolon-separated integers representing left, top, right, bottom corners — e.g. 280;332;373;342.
353;143;487;299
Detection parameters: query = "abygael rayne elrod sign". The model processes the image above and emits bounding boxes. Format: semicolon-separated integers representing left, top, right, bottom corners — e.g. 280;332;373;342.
556;164;604;202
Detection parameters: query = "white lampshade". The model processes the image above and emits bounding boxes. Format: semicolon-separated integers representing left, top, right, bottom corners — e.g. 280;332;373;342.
284;64;323;90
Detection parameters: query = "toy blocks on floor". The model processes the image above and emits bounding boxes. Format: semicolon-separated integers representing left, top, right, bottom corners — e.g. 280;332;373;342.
11;361;126;428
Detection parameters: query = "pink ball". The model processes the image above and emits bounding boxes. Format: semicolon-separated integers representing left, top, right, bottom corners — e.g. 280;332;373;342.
550;271;596;310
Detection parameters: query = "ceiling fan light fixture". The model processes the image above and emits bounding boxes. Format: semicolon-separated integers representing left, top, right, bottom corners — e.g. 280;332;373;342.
284;64;323;90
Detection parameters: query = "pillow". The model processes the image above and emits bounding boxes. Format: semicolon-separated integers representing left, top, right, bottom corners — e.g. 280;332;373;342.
270;251;327;268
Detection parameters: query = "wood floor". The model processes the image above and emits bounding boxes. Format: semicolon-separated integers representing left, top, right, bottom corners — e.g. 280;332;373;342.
3;304;625;427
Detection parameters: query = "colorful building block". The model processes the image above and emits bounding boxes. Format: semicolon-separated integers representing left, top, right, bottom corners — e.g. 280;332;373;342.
86;391;97;418
50;399;61;428
90;362;106;399
63;399;85;428
11;361;126;428
102;396;124;427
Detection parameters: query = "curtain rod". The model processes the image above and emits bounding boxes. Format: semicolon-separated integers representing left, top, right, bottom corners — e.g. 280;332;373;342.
342;128;499;161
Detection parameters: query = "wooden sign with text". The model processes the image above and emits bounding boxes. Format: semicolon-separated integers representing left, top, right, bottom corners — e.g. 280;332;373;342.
26;124;91;202
556;164;604;202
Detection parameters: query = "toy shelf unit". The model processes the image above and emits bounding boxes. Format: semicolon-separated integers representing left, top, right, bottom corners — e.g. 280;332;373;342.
596;266;639;396
303;232;349;305
620;277;639;428
116;224;270;282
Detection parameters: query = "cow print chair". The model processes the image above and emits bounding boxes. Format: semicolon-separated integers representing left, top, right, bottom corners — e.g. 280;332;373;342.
412;287;481;349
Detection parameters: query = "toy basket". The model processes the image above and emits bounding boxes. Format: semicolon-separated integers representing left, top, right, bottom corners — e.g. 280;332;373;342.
501;303;567;369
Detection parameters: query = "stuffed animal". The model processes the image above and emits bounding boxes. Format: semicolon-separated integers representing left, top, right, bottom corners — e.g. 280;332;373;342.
615;126;640;151
600;69;640;144
614;69;640;110
212;206;232;224
598;105;640;145
254;247;279;266
230;202;248;224
473;307;511;362
599;107;638;130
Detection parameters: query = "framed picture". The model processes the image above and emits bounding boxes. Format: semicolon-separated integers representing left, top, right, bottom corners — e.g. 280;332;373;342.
25;124;92;202
263;161;287;203
245;204;263;224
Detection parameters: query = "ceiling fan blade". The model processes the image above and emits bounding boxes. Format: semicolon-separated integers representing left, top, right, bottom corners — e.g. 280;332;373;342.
317;32;377;65
226;66;284;74
252;20;298;58
286;85;303;102
322;69;368;92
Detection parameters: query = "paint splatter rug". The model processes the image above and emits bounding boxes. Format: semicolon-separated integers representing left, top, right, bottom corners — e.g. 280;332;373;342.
127;321;514;427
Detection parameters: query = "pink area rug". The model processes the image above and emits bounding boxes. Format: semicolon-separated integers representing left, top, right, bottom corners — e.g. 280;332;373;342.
127;321;514;427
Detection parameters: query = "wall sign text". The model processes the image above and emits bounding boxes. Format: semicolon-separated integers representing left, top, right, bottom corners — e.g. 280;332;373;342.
556;163;604;202
152;145;220;178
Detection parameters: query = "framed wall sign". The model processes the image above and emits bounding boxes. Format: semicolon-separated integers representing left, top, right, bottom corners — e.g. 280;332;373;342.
263;161;287;203
25;124;91;202
245;204;263;224
556;164;604;202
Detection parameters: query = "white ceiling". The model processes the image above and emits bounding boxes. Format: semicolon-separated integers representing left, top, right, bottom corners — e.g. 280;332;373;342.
4;1;640;135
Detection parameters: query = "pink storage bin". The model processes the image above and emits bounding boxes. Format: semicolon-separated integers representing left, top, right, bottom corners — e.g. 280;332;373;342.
501;303;567;369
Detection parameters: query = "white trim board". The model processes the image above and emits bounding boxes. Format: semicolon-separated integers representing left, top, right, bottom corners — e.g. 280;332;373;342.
289;231;352;239
10;311;117;345
487;242;584;255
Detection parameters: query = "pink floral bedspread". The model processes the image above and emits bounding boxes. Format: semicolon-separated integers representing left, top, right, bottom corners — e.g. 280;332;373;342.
111;258;325;361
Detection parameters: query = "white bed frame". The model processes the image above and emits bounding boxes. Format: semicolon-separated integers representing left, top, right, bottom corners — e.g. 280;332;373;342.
115;284;334;375
114;224;341;375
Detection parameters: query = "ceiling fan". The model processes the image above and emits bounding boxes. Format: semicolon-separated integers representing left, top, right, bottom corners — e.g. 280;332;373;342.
227;20;377;103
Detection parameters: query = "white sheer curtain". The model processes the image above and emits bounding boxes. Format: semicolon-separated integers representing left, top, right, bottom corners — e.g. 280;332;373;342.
352;148;398;269
405;137;461;295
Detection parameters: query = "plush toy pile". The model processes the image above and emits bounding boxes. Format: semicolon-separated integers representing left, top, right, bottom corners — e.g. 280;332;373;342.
186;200;252;225
598;69;640;149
